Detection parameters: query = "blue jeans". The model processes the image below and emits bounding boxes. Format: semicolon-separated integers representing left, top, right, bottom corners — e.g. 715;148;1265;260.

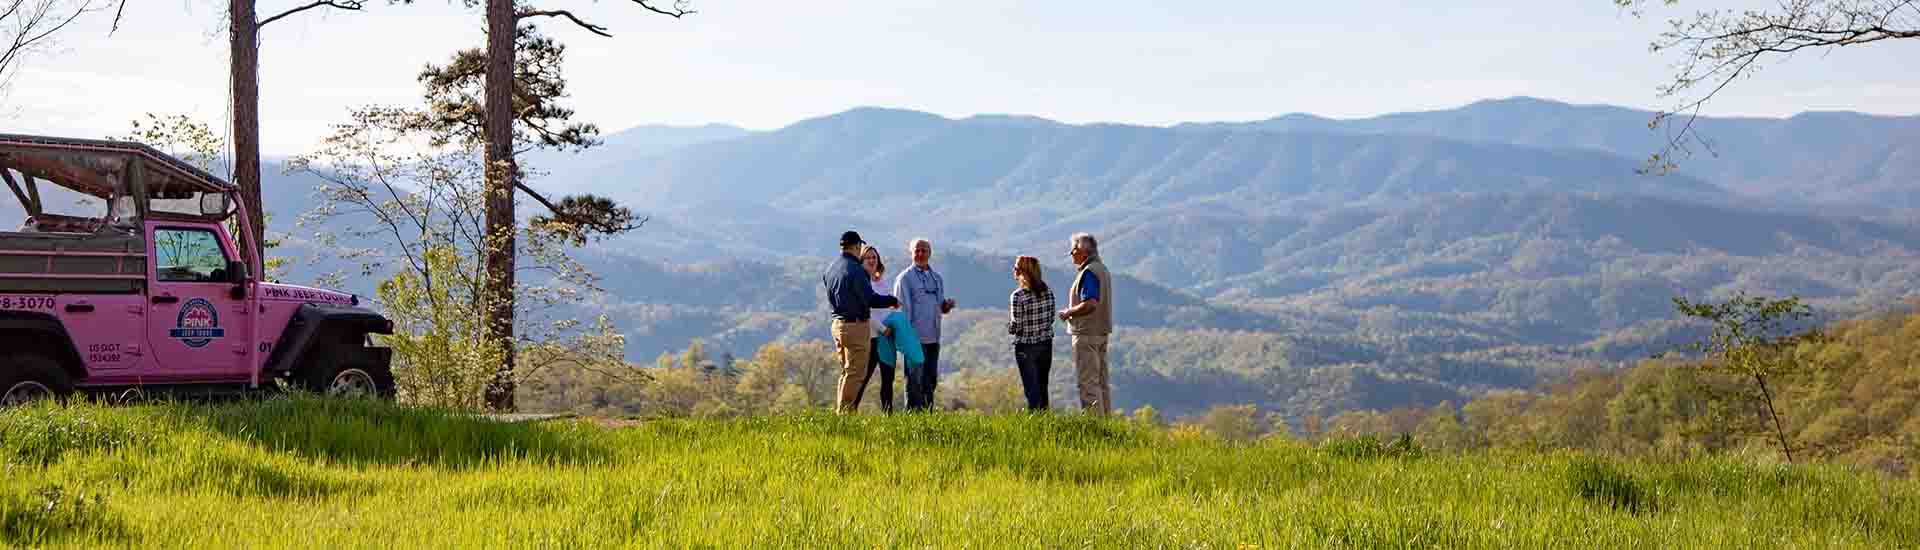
1014;341;1052;411
906;343;940;411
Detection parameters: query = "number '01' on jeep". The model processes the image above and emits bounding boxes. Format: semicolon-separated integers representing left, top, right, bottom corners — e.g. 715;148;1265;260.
0;134;395;406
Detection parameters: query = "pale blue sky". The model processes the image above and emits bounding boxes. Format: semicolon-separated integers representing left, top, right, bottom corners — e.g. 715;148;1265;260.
7;0;1917;155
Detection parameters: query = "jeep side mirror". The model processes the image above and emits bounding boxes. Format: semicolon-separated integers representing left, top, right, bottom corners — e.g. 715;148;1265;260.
201;192;231;217
226;260;247;284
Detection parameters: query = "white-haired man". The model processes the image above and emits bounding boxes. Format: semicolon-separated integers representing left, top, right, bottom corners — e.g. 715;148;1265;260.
1057;232;1113;415
893;238;955;411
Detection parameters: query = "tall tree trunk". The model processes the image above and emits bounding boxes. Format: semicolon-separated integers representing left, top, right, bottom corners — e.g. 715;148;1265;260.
480;0;518;412
229;0;264;272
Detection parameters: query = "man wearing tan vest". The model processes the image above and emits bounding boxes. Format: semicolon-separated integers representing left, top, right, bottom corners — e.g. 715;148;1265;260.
1058;232;1113;415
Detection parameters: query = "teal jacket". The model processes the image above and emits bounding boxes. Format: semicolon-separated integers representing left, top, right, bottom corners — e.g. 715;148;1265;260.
875;311;926;371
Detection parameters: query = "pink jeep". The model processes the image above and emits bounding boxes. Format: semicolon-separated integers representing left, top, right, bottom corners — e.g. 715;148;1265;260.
0;134;394;406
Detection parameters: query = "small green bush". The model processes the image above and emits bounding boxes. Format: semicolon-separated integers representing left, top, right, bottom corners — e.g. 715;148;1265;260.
1566;456;1657;514
1321;433;1425;460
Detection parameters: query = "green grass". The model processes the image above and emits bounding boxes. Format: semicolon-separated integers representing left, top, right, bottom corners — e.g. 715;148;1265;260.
2;397;1917;548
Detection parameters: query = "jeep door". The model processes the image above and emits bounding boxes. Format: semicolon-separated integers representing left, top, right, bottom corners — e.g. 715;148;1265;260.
145;224;249;379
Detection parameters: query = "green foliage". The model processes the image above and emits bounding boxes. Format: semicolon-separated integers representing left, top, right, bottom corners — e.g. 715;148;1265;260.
293;27;650;411
1187;403;1269;444
407;23;637;244
115;114;224;173
1450;303;1920;477
1129;404;1164;427
1416;401;1473;452
1671;293;1824;380
414;24;598;152
377;246;507;411
1671;293;1826;462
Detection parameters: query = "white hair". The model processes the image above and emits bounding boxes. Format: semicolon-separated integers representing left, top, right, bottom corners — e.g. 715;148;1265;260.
1071;232;1099;261
908;238;932;253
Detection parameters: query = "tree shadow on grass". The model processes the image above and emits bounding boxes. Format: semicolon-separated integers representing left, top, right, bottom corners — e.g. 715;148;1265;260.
0;483;135;547
172;395;613;469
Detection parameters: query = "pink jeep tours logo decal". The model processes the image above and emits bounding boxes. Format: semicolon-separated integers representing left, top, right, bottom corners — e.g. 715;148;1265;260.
168;298;225;348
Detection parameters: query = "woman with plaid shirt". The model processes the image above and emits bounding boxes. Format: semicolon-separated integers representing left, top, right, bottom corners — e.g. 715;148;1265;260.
1008;255;1057;411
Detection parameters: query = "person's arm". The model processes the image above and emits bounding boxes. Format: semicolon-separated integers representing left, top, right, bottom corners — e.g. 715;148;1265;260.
857;264;898;309
1059;272;1101;320
1046;290;1059;329
822;267;841;316
937;272;953;314
1008;291;1020;335
892;270;914;322
878;281;895;336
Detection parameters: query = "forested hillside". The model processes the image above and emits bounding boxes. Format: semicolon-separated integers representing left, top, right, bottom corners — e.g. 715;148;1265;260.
260;97;1920;419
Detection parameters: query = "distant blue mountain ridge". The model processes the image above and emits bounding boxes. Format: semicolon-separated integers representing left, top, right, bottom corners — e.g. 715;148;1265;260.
256;97;1920;384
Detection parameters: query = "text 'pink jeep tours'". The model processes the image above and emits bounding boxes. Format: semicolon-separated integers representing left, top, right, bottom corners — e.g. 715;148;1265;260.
0;134;394;406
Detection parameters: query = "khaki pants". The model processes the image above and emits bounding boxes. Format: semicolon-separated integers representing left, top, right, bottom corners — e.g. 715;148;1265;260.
1072;334;1112;416
832;319;872;414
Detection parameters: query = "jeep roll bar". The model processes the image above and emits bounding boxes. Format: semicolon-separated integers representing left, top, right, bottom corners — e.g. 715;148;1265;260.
0;133;261;279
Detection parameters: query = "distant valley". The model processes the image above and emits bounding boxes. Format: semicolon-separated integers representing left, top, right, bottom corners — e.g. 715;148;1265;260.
256;96;1920;417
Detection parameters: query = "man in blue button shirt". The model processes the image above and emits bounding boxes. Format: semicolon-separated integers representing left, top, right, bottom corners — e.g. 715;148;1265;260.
823;231;899;414
892;238;955;411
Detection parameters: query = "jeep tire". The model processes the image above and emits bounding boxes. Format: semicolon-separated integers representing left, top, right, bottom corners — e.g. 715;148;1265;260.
0;354;74;407
299;355;396;399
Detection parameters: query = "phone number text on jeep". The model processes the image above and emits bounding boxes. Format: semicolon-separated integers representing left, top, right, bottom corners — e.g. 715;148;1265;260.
0;296;56;310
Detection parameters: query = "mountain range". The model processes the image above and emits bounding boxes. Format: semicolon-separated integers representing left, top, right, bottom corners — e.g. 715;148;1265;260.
253;96;1920;417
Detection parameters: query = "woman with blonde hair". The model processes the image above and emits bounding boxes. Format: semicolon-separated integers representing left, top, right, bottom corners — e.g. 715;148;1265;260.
854;245;901;413
1007;255;1057;411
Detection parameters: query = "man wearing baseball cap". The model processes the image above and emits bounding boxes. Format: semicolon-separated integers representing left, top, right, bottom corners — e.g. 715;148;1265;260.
822;230;899;414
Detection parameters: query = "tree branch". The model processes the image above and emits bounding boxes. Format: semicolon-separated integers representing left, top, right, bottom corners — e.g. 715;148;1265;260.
1633;0;1920;173
513;181;647;236
259;0;365;27
109;0;128;35
513;180;570;213
631;0;695;18
516;9;611;37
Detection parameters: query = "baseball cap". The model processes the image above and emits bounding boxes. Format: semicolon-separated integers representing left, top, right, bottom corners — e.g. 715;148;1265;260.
840;231;865;247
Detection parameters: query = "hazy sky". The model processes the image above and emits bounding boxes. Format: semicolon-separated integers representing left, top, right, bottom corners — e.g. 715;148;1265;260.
6;0;1917;155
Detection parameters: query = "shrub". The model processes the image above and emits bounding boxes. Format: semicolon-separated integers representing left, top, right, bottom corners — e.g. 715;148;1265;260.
1565;456;1656;514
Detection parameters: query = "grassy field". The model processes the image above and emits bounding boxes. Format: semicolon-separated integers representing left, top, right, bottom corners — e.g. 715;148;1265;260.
1;397;1916;549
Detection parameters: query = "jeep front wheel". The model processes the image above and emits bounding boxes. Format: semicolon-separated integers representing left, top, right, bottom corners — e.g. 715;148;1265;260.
0;354;74;408
328;367;377;396
300;358;395;399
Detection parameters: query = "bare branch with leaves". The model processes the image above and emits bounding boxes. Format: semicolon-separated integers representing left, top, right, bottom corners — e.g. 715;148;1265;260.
1618;0;1920;174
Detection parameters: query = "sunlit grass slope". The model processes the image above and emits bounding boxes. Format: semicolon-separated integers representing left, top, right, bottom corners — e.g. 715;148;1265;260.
2;397;1915;548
